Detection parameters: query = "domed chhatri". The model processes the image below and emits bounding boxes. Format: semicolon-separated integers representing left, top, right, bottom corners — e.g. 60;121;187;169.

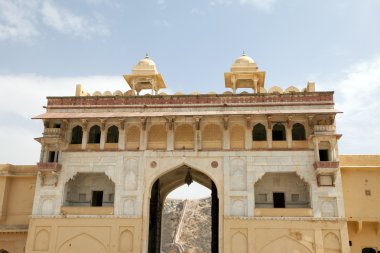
123;54;166;95
224;52;265;94
234;51;255;64
137;54;157;67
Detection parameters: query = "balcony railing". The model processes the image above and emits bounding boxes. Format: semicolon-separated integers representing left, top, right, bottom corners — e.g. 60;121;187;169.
313;161;339;169
43;128;63;137
254;208;313;217
37;162;62;172
313;125;336;133
61;206;114;215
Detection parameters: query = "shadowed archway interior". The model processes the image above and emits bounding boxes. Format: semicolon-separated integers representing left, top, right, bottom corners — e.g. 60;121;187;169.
148;165;219;253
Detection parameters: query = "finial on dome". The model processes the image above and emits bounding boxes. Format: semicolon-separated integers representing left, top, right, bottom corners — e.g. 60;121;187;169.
145;53;150;59
242;50;247;56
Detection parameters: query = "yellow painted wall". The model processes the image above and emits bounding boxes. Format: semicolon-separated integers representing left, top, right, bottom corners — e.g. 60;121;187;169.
0;164;37;253
340;155;380;252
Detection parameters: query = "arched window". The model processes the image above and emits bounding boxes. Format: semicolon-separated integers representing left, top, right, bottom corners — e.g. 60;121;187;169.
88;125;101;144
292;123;306;140
106;125;119;143
272;123;286;141
252;123;267;141
362;248;376;253
70;125;83;144
0;250;9;253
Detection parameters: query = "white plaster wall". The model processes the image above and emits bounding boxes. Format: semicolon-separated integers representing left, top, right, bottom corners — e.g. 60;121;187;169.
32;149;345;219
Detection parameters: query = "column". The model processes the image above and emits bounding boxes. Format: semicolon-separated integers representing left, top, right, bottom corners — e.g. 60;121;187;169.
245;117;252;149
100;129;106;150
223;116;229;150
267;128;272;149
286;127;292;149
118;121;126;150
314;139;320;161
140;118;147;150
81;121;88;150
167;127;174;151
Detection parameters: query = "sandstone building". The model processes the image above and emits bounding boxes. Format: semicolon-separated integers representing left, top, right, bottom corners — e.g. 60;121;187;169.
0;53;379;253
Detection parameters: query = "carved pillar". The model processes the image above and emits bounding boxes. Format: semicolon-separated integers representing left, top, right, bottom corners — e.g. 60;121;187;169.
100;120;106;150
253;78;258;93
81;120;88;150
194;117;202;151
231;75;237;94
223;116;230;150
166;117;174;151
314;139;320;161
267;116;272;149
286;117;293;149
43;145;49;163
140;117;147;150
118;120;126;150
245;116;252;149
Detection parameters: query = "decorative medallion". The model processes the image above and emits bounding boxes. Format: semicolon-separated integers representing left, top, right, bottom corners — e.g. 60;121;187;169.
150;161;157;168
211;161;218;168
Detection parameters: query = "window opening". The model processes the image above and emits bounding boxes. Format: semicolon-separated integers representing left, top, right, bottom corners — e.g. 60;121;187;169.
273;192;285;208
252;123;267;141
48;151;56;163
70;125;83;144
53;123;61;128
88;125;101;144
291;194;300;202
292;123;306;140
79;193;86;202
319;149;329;161
272;123;286;141
91;191;103;206
106;125;119;143
362;248;376;253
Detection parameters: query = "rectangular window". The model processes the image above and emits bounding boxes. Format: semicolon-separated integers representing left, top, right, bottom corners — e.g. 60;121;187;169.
53;123;61;128
319;149;329;161
273;192;285;208
79;193;86;202
91;191;103;206
257;194;267;202
291;194;300;202
48;151;56;162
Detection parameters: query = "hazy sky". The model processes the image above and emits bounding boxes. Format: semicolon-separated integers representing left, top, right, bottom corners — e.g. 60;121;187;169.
0;0;379;169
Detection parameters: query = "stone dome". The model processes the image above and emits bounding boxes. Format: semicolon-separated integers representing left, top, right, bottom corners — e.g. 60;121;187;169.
234;52;255;64
137;54;156;66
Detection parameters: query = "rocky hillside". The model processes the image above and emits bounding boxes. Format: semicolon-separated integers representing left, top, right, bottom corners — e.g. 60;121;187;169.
162;197;212;253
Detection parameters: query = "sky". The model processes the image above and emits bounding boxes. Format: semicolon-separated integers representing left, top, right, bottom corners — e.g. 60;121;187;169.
0;0;379;198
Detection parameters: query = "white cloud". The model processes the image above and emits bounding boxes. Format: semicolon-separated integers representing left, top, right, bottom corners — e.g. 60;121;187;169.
0;74;125;164
0;0;40;40
210;0;277;10
0;0;109;41
40;1;109;37
316;56;380;154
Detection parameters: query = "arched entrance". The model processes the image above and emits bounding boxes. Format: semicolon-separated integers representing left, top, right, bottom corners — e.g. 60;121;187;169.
147;165;219;253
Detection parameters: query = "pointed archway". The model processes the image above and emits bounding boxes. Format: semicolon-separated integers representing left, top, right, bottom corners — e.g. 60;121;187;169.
147;165;219;253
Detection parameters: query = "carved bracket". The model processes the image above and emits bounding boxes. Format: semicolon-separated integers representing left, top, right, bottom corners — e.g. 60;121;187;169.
267;115;272;129
194;116;202;131
140;117;147;131
166;117;175;131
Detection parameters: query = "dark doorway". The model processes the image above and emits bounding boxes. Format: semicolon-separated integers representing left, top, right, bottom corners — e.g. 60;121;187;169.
319;149;329;161
273;192;285;208
147;166;218;253
362;248;376;253
91;191;103;206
